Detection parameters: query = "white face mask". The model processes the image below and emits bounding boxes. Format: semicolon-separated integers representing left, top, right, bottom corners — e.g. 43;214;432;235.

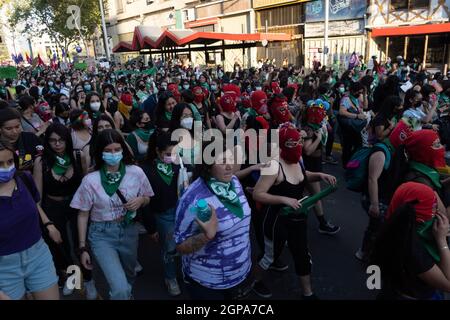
180;117;193;130
106;92;113;99
255;86;262;91
65;82;71;88
90;102;101;111
183;84;190;90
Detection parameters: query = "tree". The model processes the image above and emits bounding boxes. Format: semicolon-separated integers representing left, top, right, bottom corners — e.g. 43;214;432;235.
7;0;101;60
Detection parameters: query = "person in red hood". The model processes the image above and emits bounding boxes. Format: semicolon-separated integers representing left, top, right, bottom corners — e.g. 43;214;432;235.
250;90;268;116
223;83;241;102
402;129;450;216
215;93;241;135
252;122;337;299
167;83;181;103
268;94;293;127
271;82;282;95
371;181;450;300
192;86;211;129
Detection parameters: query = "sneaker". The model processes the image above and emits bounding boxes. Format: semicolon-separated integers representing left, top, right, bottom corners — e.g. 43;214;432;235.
355;248;367;262
135;261;144;276
325;155;338;165
62;279;75;296
318;222;340;235
269;260;289;272
165;278;181;296
84;280;98;300
302;293;319;300
252;281;272;298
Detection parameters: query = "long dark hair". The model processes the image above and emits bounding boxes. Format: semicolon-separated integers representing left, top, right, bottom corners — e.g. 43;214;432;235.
84;92;106;119
94;129;134;170
0;138;19;172
155;91;175;128
372;95;403;130
370;202;418;286
89;115;116;160
43;123;80;174
146;129;178;162
169;103;194;134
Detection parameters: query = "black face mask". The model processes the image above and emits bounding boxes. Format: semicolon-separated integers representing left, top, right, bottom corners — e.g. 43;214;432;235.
141;121;152;130
139;84;146;90
414;101;423;108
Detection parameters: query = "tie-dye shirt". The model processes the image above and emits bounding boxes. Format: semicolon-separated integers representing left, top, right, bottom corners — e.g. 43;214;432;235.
174;176;251;289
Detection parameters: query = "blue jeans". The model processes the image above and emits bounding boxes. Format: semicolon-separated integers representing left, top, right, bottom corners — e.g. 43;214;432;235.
88;221;138;300
155;208;177;280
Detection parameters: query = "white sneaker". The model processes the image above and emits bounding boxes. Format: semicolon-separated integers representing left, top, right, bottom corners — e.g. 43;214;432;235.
62;279;75;296
165;278;181;296
84;280;98;300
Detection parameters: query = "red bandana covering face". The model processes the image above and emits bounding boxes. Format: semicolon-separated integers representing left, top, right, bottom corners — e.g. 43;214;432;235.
306;106;327;127
271;82;281;94
120;92;133;106
279;123;302;163
405;130;446;169
193;86;204;103
241;92;251;109
387;181;436;223
251;90;268;115
168;84;181;102
223;84;241;102
220;93;236;112
270;96;291;125
389;120;413;149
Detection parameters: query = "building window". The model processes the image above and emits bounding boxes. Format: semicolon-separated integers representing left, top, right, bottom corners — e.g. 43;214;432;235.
116;0;123;14
146;0;154;4
409;0;429;8
390;0;408;10
0;36;2;43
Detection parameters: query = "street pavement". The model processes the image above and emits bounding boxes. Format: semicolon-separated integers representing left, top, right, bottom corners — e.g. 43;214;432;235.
68;154;378;300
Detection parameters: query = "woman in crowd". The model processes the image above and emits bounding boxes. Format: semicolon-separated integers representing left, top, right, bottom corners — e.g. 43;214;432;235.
102;84;122;130
126;110;153;163
70;129;153;300
70;84;86;110
117;92;134;134
53;102;71;127
174;142;252;300
155;92;177;132
371;182;450;299
69;109;92;172
141;131;181;296
252;123;336;299
369;95;403;144
215;94;241;135
18;95;49;137
84;92;107;122
0;139;60;300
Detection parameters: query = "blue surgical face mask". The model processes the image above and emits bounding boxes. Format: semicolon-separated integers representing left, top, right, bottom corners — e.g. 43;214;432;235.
0;164;16;183
84;84;92;91
210;85;217;91
102;151;123;166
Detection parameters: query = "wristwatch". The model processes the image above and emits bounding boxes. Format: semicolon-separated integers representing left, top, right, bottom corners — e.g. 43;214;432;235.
44;221;54;229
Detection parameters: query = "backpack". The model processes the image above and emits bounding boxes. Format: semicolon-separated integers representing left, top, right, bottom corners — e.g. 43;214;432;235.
345;143;391;192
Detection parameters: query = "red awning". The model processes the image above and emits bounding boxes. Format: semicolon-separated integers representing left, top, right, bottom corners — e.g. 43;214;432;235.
112;26;291;52
372;22;450;37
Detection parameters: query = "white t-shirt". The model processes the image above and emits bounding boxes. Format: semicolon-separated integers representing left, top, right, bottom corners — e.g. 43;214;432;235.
70;165;154;222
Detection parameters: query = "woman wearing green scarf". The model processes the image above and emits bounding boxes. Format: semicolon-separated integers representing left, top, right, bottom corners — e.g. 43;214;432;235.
174;144;252;299
141;131;181;296
155;92;177;132
126;110;154;163
39;123;98;299
70;129;154;300
371;182;450;300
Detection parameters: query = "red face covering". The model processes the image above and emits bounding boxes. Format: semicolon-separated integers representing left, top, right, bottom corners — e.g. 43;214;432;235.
193;86;204;103
386;181;436;223
279;123;302;163
223;84;241;102
306;106;327;126
168;84;181;102
251;90;268;115
389;120;413;149
270;96;291;125
120;93;133;106
241;92;251;109
220;94;236;112
405;130;446;169
271;82;281;94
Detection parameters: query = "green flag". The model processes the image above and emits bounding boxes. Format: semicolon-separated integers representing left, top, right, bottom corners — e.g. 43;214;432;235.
0;66;17;79
74;62;88;70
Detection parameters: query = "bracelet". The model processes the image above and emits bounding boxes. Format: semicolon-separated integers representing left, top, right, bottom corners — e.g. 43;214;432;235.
76;246;90;256
44;221;54;228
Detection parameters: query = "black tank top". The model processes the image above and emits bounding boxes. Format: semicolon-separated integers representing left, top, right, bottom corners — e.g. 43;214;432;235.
268;162;307;212
222;114;241;131
42;159;82;198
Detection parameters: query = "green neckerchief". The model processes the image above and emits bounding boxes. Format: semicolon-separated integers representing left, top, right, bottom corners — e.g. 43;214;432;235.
349;94;360;110
156;159;174;186
100;162;126;197
164;111;172;121
135;128;151;142
53;154;71;176
92;111;101;120
189;103;202;122
409;161;442;189
207;178;243;219
246;108;257;117
417;217;440;262
307;123;328;145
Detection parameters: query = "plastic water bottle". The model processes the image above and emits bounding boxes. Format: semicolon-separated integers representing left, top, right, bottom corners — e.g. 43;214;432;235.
195;199;211;222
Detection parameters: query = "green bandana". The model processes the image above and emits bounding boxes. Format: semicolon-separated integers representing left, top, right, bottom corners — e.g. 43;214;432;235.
164;111;172;121
409;161;442;189
417;218;440;262
246;108;257;118
207;178;243;219
349;95;360;109
53;154;71;176
100;162;126;197
135;128;152;142
92;111;101;120
156;159;174;186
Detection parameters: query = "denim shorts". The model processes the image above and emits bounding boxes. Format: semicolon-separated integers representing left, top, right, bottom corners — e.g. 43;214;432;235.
0;238;58;300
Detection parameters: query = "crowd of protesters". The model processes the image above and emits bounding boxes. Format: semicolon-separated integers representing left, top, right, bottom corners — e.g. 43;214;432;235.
1;53;450;300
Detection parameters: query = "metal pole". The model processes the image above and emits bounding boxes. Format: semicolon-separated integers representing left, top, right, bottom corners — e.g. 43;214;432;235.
385;37;390;62
423;35;429;70
404;36;409;61
324;0;329;67
265;20;268;60
99;0;111;60
28;38;34;60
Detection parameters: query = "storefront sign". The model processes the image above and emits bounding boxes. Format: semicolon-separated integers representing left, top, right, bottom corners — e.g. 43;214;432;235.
305;19;364;37
253;0;310;9
305;0;366;22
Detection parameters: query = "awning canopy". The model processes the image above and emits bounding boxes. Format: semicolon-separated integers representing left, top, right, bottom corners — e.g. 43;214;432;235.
371;22;450;37
112;26;291;53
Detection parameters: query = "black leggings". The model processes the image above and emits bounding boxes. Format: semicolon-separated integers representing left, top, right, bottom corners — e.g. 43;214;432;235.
258;206;312;276
340;123;362;168
41;197;92;281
